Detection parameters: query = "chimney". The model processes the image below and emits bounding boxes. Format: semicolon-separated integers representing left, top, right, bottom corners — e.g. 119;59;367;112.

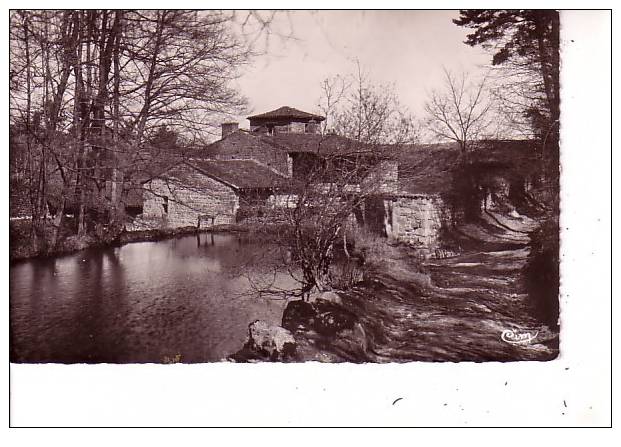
221;122;238;139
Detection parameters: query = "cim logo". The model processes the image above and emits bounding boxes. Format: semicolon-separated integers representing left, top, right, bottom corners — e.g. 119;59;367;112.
501;328;538;345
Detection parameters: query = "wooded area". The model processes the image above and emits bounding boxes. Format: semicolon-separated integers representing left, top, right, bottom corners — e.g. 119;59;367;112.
9;10;257;253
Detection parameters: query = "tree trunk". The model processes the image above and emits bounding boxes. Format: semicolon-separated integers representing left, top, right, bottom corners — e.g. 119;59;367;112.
110;11;123;225
343;228;351;258
50;196;66;251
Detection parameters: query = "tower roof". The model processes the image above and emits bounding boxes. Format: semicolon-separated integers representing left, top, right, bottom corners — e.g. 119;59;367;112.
247;106;325;122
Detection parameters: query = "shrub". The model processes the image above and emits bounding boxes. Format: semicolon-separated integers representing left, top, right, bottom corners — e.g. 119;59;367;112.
349;227;396;267
525;217;559;329
328;257;365;290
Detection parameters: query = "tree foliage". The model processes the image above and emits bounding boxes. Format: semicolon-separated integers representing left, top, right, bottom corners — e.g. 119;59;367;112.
453;10;560;141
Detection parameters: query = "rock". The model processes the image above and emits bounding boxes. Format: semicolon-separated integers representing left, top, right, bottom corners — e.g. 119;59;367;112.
227;343;267;363
312;300;357;336
282;297;358;337
282;300;316;332
308;290;343;305
247;320;296;360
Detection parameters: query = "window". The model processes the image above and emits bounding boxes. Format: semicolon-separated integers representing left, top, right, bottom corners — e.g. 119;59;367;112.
162;196;169;214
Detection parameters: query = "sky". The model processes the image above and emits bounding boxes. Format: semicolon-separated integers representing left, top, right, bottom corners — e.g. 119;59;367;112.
231;10;491;130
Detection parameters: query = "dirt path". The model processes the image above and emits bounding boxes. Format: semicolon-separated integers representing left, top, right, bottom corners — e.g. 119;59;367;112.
298;211;559;363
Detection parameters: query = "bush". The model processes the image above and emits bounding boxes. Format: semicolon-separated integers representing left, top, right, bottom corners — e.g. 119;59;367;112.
525;217;559;329
349;227;396;267
328;257;365;290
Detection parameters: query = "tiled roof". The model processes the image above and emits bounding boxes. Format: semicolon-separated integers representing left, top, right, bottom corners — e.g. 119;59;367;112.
187;159;288;190
204;130;374;159
260;133;370;156
396;143;460;195
247;106;325;122
203;129;279;155
396;140;539;195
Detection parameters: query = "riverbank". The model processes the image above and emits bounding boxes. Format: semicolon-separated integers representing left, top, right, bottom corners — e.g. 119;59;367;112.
230;212;560;363
9;218;282;263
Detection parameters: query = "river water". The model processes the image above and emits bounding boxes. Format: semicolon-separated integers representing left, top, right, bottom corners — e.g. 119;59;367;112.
10;234;297;363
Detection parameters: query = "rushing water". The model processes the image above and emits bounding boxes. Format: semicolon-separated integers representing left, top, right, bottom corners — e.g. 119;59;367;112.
10;233;298;363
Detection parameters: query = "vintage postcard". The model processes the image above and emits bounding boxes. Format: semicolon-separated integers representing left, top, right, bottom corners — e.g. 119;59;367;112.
7;8;612;428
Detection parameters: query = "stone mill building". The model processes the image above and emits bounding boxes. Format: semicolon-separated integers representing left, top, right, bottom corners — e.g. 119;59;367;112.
140;106;446;250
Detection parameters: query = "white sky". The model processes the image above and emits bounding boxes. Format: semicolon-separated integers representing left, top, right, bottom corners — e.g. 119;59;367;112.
231;10;491;129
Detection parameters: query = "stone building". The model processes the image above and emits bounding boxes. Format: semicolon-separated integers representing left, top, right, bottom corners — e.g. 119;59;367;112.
142;159;287;228
381;194;445;249
141;105;449;250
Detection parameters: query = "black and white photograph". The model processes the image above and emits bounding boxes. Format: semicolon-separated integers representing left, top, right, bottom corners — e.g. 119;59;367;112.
6;6;612;429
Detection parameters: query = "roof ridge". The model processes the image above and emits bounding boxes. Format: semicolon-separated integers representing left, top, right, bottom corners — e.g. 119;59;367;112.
247;106;325;121
185;158;288;190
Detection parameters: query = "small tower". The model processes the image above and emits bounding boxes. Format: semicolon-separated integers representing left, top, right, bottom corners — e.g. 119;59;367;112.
247;106;325;135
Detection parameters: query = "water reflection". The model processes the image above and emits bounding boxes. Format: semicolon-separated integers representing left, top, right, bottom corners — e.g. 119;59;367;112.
10;234;298;363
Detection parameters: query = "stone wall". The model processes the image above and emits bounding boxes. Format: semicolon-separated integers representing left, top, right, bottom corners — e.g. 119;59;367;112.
268;193;298;208
384;194;446;248
143;172;239;229
289;122;306;133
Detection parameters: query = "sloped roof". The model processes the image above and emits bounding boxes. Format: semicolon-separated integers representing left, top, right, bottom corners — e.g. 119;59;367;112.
187;159;287;189
467;139;540;175
396;143;461;195
203;129;279;155
204;129;372;158
247;106;325;122
200;132;538;196
261;133;371;156
396;140;539;195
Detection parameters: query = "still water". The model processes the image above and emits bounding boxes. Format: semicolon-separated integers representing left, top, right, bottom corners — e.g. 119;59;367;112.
10;234;297;363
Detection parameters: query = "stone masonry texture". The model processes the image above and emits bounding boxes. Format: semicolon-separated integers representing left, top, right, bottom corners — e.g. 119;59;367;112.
143;172;239;228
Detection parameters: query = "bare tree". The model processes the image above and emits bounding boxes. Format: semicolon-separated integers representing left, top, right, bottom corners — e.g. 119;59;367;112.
283;149;396;294
424;68;494;153
251;67;417;296
9;9;265;255
9;11;80;251
317;74;349;135
326;62;419;145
